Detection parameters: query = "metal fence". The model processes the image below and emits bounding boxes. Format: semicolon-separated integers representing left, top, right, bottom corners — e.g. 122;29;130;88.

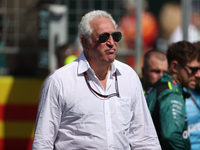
0;0;199;77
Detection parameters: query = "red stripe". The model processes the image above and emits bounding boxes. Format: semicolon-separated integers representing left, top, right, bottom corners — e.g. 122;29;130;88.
0;138;33;150
0;105;38;121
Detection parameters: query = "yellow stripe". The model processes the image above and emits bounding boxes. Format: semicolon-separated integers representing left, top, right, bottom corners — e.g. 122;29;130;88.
0;76;14;105
168;81;172;90
0;121;35;138
0;76;44;105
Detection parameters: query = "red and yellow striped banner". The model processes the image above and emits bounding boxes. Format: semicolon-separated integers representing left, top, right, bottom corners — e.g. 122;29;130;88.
0;76;44;150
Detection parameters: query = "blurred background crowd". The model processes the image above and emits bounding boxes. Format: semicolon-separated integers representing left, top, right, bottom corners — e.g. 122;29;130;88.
0;0;200;149
0;0;199;77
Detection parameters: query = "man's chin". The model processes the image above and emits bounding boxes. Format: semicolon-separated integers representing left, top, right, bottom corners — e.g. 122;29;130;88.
188;84;196;90
107;57;115;63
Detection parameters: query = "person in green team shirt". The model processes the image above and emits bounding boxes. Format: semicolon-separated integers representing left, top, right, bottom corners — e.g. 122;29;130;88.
144;41;200;150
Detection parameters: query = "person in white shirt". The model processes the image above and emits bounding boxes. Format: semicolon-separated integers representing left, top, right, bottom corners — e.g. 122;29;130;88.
32;10;161;150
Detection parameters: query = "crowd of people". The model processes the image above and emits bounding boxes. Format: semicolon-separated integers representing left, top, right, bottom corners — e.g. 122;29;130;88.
142;41;200;150
31;4;200;150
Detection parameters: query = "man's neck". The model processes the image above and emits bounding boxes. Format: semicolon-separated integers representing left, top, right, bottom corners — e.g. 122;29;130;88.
93;65;111;90
94;64;110;79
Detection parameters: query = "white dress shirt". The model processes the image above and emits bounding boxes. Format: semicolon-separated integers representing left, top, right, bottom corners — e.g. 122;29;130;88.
32;52;161;150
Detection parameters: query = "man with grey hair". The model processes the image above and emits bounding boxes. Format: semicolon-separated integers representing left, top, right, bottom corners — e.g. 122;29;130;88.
32;10;161;150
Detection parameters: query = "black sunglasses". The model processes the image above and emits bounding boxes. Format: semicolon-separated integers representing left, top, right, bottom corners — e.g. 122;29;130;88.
98;31;122;43
185;65;200;74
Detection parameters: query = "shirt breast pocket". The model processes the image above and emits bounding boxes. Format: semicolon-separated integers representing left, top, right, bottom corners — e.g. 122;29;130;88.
115;98;133;124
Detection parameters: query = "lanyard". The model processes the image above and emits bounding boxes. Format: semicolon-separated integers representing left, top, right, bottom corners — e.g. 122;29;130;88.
84;71;120;98
186;89;200;111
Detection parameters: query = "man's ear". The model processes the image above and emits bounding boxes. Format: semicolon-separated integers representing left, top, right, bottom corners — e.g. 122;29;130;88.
170;60;178;73
80;36;88;50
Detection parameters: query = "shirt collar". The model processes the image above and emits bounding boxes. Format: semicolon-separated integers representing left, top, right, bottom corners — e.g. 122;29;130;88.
77;51;122;75
77;52;90;74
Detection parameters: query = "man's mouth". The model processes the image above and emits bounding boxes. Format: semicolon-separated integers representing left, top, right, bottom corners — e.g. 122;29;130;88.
105;49;115;53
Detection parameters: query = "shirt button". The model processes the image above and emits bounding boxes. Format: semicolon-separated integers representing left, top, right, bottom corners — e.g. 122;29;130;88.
108;129;110;131
109;145;112;148
106;112;108;115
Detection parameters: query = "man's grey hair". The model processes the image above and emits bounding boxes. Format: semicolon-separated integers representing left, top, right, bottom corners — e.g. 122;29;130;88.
78;10;117;40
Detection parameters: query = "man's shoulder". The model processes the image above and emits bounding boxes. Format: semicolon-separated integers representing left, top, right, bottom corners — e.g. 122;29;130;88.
49;61;78;81
114;59;132;68
151;75;182;98
114;59;136;74
155;82;183;102
159;73;180;91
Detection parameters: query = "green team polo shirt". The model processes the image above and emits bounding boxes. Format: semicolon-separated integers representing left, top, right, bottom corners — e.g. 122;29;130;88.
144;72;191;150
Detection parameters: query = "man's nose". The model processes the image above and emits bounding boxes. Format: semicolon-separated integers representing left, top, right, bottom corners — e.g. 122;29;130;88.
106;35;114;46
195;69;200;78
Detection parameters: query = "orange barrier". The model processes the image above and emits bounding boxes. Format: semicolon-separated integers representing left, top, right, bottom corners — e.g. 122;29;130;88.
0;76;44;150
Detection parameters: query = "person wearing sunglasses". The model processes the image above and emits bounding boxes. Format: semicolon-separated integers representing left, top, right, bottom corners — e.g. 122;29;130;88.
144;41;200;150
32;10;161;150
184;41;200;150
